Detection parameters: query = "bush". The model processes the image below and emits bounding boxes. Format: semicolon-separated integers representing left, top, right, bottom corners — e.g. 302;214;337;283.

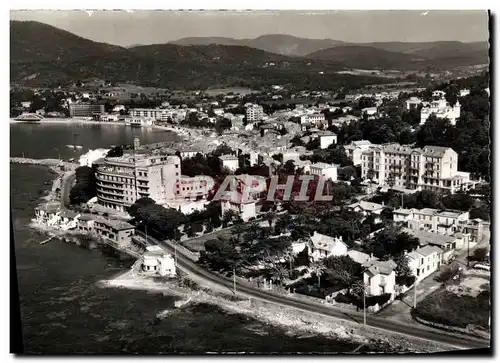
289;269;300;280
396;275;416;287
413;289;490;329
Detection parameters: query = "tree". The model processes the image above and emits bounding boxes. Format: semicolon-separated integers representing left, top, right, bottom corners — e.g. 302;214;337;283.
394;254;416;287
469;247;489;262
323;255;362;292
309;261;325;288
270;265;288;286
199;237;241;273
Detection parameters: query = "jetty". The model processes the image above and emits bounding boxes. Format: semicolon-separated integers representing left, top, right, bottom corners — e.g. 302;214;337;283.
10;157;78;170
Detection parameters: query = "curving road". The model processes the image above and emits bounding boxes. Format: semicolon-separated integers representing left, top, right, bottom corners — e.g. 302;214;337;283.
136;231;490;351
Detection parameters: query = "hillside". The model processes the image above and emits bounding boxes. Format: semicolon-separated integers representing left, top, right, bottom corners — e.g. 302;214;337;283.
171;34;345;56
10;20;126;62
305;46;424;69
170;35;489;67
13;21;390;90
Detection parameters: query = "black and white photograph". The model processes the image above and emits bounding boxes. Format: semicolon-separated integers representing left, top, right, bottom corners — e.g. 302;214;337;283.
8;9;491;355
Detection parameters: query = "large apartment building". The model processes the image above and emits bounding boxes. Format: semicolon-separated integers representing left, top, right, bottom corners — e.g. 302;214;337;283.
359;143;473;194
69;103;105;117
129;108;187;122
95;153;209;212
246;104;264;122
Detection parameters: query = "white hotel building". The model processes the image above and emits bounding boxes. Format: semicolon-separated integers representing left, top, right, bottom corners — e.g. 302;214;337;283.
359;143;474;194
95;154;210;212
420;91;461;125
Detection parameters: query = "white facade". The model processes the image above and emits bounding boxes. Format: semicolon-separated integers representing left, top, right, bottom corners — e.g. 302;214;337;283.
405;97;422;110
142;246;176;277
406;246;443;282
221;200;256;222
309;162;338;182
319;132;337;149
360;143;473;194
219;154;239;172
420;95;461;125
362;107;378;116
393;207;469;235
308;232;348;262
344;140;373;166
246;104;264;122
363;260;397;296
300;113;326;126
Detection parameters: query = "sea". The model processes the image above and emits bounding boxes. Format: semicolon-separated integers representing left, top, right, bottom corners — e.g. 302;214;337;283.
10;122;373;354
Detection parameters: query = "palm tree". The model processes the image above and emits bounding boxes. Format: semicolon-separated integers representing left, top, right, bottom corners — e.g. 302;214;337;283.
271;265;288;286
309;260;325;289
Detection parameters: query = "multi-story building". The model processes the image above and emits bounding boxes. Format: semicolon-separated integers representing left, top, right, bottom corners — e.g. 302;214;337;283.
309;162;338;182
406;245;444;282
245;104;264;122
318;131;337;149
405;97;422;110
69;103;105;118
95;153;181;212
300;113;326;126
360;144;473;194
420;91;461;125
219;154;239;172
94;219;135;245
344;140;373;166
363;260;397;296
308;232;348;262
393;207;469;234
129;108;168;121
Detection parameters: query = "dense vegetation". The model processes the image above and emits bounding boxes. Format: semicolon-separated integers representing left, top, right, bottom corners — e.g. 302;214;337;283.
413;288;490;329
69;166;97;205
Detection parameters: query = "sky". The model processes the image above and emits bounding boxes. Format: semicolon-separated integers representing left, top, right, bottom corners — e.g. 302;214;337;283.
10;10;490;46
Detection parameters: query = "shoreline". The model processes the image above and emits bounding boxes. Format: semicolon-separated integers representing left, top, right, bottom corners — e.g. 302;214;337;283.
98;270;455;353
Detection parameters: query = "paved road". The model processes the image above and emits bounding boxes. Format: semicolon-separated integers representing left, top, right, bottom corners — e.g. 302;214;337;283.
137;230;490;350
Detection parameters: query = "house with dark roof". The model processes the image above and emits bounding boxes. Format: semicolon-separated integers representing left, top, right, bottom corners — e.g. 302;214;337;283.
363;260;397;296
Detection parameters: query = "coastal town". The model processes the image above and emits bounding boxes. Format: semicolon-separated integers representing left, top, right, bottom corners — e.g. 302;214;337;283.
11;67;490;352
9;11;491;355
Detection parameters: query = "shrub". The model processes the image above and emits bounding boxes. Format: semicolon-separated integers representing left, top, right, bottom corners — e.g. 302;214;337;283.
396;275;416;287
289;269;300;280
413;289;490;329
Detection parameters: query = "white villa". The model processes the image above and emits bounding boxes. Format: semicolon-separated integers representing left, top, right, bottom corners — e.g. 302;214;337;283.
308;232;348;262
406;245;444;282
420;91;461;125
141;245;176;277
363;260;397;296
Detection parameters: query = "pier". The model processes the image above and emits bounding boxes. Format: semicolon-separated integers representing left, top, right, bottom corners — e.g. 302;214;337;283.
10;157;78;170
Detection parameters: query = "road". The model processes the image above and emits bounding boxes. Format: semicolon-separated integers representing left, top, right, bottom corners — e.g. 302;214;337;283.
137;230;490;350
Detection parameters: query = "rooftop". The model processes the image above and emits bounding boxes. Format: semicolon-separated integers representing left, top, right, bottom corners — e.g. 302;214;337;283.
311;162;338;169
310;231;346;252
95;219;135;231
365;260;396;277
348;200;384;212
403;228;455;247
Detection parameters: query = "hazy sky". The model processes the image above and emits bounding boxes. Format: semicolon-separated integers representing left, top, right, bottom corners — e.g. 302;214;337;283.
10;10;489;46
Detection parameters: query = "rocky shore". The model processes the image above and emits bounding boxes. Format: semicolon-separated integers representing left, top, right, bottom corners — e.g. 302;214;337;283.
100;271;457;353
